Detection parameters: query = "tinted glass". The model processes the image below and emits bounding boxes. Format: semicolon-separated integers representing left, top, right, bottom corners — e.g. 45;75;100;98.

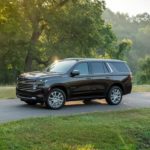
103;63;110;73
46;60;76;73
91;62;105;74
73;63;89;75
108;62;130;73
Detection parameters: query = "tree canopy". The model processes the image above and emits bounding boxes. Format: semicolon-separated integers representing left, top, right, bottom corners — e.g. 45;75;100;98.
0;0;149;84
0;0;118;84
103;9;150;73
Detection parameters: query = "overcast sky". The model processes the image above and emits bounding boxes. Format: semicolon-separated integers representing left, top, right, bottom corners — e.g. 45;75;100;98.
104;0;150;16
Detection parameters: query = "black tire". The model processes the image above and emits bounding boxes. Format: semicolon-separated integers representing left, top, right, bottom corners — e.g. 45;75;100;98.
83;99;92;104
106;86;123;105
45;88;66;110
25;101;37;105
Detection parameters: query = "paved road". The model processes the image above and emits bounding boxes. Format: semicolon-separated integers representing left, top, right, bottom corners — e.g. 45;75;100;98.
0;92;150;123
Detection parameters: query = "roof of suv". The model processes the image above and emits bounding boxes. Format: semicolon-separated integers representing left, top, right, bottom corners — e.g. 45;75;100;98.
64;58;125;63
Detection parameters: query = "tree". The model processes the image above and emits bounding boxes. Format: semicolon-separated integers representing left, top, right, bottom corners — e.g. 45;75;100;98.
0;0;117;84
136;56;150;84
43;0;116;59
22;0;72;71
0;0;27;83
103;9;150;75
115;39;132;59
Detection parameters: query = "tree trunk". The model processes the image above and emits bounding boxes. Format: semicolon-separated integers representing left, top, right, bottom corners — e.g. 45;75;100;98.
24;49;33;72
24;28;41;72
23;0;70;72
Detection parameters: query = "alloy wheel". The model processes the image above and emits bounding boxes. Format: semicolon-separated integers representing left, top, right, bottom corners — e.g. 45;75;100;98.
47;89;65;109
110;88;122;104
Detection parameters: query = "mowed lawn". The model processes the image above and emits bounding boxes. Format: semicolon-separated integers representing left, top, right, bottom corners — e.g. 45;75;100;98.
0;86;16;99
132;85;150;92
0;85;150;99
0;109;149;150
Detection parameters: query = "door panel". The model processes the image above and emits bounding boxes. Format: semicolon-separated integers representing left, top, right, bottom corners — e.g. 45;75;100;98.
67;62;92;98
90;75;110;96
68;76;92;98
89;62;110;97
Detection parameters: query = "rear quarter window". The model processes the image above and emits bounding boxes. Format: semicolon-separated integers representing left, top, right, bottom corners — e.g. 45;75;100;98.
91;62;109;74
108;62;130;73
91;62;105;74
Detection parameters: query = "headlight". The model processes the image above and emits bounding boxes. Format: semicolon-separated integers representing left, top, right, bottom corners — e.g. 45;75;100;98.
36;79;47;89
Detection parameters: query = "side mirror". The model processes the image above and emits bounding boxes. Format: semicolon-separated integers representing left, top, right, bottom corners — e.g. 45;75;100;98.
71;70;80;77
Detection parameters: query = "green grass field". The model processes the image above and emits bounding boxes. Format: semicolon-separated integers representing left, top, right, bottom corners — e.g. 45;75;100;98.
0;109;149;150
132;85;150;92
0;85;150;99
0;86;16;99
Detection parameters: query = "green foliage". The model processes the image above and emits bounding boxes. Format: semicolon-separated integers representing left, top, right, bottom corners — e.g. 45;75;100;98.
1;1;149;84
44;1;116;59
136;56;150;84
0;0;117;84
0;0;28;84
103;10;150;74
112;38;132;60
103;9;150;84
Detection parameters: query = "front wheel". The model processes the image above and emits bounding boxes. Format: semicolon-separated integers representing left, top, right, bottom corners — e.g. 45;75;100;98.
106;86;123;105
45;88;66;110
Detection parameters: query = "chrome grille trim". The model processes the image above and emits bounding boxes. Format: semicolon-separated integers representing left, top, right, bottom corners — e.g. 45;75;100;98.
17;95;36;100
17;77;36;91
18;77;36;83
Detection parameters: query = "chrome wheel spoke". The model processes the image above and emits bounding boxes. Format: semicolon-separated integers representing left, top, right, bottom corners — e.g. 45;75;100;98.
48;90;64;108
110;88;122;104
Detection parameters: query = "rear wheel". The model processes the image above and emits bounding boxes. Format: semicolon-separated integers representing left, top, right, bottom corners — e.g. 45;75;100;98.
45;88;66;110
106;86;123;105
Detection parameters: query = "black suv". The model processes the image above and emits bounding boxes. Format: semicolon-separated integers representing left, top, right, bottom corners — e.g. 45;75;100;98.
16;58;132;109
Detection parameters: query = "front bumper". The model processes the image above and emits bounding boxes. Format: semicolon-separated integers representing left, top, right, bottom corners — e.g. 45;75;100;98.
16;88;46;102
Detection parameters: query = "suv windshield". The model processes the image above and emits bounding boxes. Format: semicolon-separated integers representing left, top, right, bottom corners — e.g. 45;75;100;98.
46;60;76;73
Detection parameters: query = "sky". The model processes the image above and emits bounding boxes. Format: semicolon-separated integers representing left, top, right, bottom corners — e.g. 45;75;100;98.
104;0;150;16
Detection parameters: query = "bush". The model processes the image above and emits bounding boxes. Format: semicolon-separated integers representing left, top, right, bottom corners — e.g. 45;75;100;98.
136;55;150;84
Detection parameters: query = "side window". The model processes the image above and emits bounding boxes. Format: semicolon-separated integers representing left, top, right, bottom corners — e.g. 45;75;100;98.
108;62;130;73
73;63;89;75
103;63;110;73
91;62;105;74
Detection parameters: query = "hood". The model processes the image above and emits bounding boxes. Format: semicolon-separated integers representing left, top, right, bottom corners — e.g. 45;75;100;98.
20;71;62;80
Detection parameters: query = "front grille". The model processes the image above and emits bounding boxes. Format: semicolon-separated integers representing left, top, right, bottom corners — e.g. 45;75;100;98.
18;77;36;83
17;77;36;91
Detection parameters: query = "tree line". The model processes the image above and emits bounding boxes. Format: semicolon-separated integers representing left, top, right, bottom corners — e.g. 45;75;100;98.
0;0;149;84
103;9;150;84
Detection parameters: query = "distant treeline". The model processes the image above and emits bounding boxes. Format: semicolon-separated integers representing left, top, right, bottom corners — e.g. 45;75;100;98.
103;9;150;84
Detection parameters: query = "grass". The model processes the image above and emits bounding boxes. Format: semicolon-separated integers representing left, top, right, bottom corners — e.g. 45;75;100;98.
0;109;150;150
0;85;150;99
132;85;150;92
0;86;16;99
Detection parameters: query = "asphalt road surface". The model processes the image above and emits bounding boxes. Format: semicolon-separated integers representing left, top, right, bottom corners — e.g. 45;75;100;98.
0;92;150;123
